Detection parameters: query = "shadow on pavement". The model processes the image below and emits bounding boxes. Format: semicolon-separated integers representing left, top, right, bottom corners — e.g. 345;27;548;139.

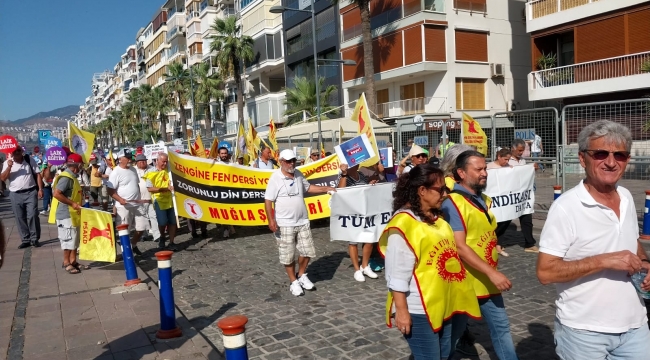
515;323;558;360
188;302;238;331
306;251;347;284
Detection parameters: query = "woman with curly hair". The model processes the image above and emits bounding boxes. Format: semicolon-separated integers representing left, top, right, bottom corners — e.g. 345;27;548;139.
379;164;481;360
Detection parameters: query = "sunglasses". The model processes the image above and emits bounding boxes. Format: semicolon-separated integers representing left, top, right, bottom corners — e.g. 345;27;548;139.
429;185;450;195
413;153;428;159
283;158;297;163
583;149;630;162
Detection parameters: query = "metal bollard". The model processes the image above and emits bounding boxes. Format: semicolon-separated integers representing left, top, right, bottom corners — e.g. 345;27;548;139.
641;191;650;241
117;224;141;286
217;315;249;360
155;251;182;339
553;185;562;200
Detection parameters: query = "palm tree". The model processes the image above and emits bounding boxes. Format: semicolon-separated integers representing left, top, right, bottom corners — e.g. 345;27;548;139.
284;77;337;126
105;110;122;147
207;15;254;130
333;0;376;112
147;85;174;141
193;62;224;136
165;62;191;138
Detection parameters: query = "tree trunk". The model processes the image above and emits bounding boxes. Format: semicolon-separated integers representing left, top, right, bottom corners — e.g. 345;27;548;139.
205;105;212;136
359;0;376;114
178;93;187;139
233;55;244;131
159;115;167;141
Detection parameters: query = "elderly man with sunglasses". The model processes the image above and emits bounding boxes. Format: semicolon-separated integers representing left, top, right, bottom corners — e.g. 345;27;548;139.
397;144;428;176
537;120;650;359
264;149;336;296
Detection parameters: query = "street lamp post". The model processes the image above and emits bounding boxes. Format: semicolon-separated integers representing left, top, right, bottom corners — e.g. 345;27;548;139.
270;3;356;154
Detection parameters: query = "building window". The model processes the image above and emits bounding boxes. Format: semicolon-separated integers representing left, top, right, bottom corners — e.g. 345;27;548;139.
400;82;425;100
376;89;389;104
455;30;488;62
455;78;485;110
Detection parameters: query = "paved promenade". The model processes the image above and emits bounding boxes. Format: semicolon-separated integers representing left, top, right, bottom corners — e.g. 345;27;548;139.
2;176;650;359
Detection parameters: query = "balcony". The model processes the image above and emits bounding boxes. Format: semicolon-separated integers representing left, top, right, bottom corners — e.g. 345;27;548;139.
244;18;281;37
166;25;184;41
453;0;486;13
189;52;204;64
525;0;647;33
200;0;210;13
186;11;200;22
528;51;650;101
375;97;447;119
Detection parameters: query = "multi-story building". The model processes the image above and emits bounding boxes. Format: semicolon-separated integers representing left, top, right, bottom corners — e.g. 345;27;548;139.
186;0;204;66
525;0;650;104
145;8;169;87
120;45;138;96
339;0;531;123
282;0;343;124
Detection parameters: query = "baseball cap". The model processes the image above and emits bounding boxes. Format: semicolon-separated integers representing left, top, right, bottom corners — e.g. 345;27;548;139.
441;134;449;139
33;146;40;153
135;154;147;162
67;154;83;164
408;144;426;157
118;149;132;159
279;149;296;161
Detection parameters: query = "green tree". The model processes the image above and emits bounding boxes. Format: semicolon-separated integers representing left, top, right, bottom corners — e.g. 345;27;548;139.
332;0;376;112
284;77;337;126
193;62;224;136
146;85;174;141
208;15;254;130
165;62;191;138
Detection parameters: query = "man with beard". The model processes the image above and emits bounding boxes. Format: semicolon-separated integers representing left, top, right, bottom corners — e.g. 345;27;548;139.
441;150;518;360
264;149;336;296
217;147;230;163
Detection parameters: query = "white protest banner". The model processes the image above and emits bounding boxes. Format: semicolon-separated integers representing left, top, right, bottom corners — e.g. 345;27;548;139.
330;183;393;243
485;165;535;222
144;143;167;160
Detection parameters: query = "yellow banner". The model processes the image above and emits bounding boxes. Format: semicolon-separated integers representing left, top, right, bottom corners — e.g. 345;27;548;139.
462;113;488;156
351;93;379;166
169;152;341;226
69;122;96;163
79;208;116;263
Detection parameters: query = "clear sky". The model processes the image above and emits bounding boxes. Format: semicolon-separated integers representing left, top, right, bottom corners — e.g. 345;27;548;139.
0;0;163;121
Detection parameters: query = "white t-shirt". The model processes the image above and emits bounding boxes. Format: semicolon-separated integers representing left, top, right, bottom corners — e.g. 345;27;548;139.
136;166;154;200
264;169;311;227
539;181;647;333
2;157;40;192
107;165;141;208
531;135;542;153
508;157;526;166
102;167;112;186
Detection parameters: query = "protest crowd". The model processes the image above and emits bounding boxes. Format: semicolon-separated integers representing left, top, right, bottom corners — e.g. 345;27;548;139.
3;109;650;360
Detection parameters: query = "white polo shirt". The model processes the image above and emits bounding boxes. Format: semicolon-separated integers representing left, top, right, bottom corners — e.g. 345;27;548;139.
264;169;311;227
539;181;647;333
107;165;141;208
2;157;40;192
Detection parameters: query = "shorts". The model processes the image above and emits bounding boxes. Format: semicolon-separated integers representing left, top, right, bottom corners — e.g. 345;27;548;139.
90;185;109;203
116;204;150;232
56;218;79;250
154;201;176;226
275;223;316;265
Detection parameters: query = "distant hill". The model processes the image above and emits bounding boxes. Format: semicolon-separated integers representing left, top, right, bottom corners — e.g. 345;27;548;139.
13;105;79;125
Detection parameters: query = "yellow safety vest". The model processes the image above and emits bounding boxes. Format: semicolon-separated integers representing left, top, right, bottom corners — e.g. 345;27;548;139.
447;191;500;298
90;166;102;187
48;171;83;227
378;212;481;331
445;176;456;190
144;170;173;210
439;141;455;157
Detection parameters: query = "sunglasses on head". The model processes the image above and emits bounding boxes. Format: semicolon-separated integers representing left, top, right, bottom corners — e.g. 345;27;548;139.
583;149;630;162
414;153;428;158
429;185;450;195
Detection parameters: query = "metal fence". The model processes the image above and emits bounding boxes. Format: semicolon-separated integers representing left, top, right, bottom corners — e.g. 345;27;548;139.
560;98;650;214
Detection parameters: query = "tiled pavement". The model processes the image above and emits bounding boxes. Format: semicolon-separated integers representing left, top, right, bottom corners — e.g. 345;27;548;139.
2;173;650;360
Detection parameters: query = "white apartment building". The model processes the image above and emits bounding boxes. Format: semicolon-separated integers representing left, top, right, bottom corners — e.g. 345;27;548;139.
525;0;650;104
339;0;531;122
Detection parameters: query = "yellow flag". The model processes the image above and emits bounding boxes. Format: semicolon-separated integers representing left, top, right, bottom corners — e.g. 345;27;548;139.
192;134;207;158
246;119;260;161
209;137;220;159
268;118;278;151
350;93;379;166
339;123;344;145
462;113;488;156
235;122;246;160
68;122;95;163
79;208;116;263
107;149;115;168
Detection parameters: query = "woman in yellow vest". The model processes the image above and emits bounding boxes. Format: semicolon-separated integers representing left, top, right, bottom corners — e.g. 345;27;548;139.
379;164;480;360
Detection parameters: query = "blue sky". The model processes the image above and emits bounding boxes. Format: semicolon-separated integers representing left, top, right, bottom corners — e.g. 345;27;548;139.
0;0;163;121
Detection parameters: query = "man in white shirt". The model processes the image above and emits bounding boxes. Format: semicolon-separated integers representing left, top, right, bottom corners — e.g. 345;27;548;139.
509;139;538;253
135;154;160;243
537;120;650;359
0;147;43;248
264;149;336;296
107;149;149;254
530;130;544;171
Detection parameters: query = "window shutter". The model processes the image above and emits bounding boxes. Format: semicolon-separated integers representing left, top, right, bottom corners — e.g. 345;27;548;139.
455;30;488;62
575;16;625;62
456;79;485;110
628;9;650;54
424;25;446;62
455;79;462;110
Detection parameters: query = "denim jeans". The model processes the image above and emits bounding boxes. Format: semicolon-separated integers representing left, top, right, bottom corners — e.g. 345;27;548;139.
531;152;544;170
404;313;468;360
479;295;519;360
42;186;52;211
554;318;650;360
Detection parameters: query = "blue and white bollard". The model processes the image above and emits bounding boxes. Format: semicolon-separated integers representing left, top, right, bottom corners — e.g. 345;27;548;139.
155;250;182;339
641;191;650;241
117;224;141;286
217;315;249;360
553;185;562;201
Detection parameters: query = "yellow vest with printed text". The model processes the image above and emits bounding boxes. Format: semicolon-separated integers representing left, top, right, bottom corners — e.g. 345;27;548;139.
144;170;173;210
447;191;500;298
48;171;83;227
378;212;481;331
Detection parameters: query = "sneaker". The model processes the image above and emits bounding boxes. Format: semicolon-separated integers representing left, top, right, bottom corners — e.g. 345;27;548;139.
353;270;365;282
39;210;47;215
31;241;41;248
132;246;143;256
524;246;539;253
297;273;314;290
455;337;479;356
290;280;304;296
18;243;30;249
361;266;378;279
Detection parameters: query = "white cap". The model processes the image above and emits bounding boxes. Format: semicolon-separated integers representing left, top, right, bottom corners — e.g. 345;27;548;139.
441;134;449;139
279;149;296;161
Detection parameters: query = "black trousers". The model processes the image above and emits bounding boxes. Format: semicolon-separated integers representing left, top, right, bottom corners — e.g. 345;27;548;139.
519;213;536;248
495;220;511;246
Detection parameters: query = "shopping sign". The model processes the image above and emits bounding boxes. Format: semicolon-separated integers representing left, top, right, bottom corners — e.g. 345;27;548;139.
0;135;18;154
